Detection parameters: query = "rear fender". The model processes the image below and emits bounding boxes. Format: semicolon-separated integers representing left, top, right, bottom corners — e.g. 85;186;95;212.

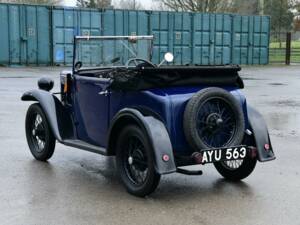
247;105;275;162
21;90;73;142
107;108;177;175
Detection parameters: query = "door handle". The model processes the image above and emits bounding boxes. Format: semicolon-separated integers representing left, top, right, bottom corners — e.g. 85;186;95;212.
98;90;110;96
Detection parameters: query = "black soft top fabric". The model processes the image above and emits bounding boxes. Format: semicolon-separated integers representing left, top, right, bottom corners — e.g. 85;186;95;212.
109;65;244;91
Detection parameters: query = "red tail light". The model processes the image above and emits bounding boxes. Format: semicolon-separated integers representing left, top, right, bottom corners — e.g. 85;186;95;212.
264;144;270;151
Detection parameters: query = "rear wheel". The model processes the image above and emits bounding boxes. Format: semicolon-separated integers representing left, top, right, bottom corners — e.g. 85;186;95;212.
25;103;56;161
214;157;257;181
116;125;160;197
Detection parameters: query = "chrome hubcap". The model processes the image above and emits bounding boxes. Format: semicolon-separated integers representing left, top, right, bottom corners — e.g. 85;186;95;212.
124;137;148;185
128;156;133;165
31;114;46;152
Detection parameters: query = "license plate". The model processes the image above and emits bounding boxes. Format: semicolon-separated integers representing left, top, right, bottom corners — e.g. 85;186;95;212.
199;146;248;164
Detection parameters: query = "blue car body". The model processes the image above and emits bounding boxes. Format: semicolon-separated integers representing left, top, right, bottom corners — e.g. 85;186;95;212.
72;78;245;156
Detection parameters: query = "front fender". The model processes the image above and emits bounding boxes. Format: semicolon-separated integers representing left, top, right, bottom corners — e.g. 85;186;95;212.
108;108;177;175
247;105;275;162
21;90;73;142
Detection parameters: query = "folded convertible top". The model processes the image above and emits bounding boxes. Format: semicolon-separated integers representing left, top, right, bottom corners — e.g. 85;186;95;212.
110;65;244;91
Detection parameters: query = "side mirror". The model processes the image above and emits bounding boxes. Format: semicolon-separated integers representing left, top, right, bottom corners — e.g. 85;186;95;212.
74;61;82;70
164;52;174;63
38;77;54;91
158;52;174;67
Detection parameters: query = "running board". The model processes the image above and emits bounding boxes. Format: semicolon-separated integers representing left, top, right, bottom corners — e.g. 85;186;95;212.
61;139;107;155
177;168;203;175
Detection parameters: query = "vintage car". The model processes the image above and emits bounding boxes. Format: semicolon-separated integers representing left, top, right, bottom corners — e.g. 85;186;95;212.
22;35;275;197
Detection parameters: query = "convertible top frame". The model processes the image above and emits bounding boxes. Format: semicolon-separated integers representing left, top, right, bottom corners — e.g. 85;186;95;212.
74;35;154;40
72;35;154;73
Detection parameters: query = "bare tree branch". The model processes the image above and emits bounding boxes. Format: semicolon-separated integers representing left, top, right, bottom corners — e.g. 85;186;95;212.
157;0;245;13
76;0;111;8
114;0;143;10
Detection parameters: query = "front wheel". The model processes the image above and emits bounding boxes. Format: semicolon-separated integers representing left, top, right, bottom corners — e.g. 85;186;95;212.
116;125;161;197
214;156;257;181
25;103;56;161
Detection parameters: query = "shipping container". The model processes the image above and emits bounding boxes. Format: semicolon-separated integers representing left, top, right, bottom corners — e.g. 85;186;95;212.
0;3;270;66
150;11;193;65
232;15;270;64
192;13;232;65
0;3;50;65
52;7;78;65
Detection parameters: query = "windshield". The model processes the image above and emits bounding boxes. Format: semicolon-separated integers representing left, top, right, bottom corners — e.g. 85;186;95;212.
74;36;153;68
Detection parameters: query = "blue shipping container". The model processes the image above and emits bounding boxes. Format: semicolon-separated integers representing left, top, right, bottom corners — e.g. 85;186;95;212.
0;3;270;66
0;3;50;65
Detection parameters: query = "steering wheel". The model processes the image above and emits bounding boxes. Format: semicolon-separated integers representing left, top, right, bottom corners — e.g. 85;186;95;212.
125;58;156;68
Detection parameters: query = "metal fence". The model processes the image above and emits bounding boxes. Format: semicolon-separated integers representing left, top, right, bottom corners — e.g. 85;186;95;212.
269;32;300;64
0;3;270;66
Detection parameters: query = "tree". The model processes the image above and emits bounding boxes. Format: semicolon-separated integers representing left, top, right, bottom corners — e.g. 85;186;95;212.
0;0;61;5
264;0;294;34
230;0;260;15
151;0;170;11
76;0;112;8
158;0;234;13
114;0;143;10
294;0;300;12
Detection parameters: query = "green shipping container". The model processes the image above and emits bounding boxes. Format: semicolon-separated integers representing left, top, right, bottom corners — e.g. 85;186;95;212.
150;12;233;65
0;3;50;65
0;3;270;66
232;15;270;64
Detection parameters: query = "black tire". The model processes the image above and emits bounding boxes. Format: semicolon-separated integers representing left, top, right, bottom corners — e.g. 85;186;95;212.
183;87;245;150
25;103;56;161
116;125;161;197
214;156;257;181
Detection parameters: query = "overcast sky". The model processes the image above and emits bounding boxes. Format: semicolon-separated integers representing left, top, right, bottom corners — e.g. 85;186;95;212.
64;0;154;8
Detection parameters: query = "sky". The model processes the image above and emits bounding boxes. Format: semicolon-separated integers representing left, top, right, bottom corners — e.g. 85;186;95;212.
64;0;154;8
112;0;154;8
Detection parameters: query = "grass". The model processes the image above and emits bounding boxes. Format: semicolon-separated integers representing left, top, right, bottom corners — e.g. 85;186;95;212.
269;41;300;63
269;41;300;49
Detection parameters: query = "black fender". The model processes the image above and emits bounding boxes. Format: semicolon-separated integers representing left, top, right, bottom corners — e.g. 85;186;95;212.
107;108;177;175
21;90;73;142
246;105;275;162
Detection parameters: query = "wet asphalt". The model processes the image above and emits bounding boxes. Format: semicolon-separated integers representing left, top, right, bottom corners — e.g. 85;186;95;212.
0;66;300;225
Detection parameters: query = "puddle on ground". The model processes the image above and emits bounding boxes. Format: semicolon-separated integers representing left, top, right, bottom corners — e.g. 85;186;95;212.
271;100;300;107
265;112;300;137
268;82;287;86
242;77;268;81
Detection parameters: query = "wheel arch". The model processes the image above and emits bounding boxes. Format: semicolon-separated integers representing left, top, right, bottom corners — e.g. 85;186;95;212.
246;104;275;162
21;90;73;142
107;108;176;175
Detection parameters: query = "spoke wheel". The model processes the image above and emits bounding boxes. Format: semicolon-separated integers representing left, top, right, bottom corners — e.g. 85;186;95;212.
124;136;149;186
196;97;237;148
183;87;245;151
221;160;244;170
25;103;56;161
116;125;160;197
183;88;257;180
30;114;46;153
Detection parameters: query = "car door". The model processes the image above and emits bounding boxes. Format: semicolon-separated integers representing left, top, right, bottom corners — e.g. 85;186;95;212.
73;75;110;147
